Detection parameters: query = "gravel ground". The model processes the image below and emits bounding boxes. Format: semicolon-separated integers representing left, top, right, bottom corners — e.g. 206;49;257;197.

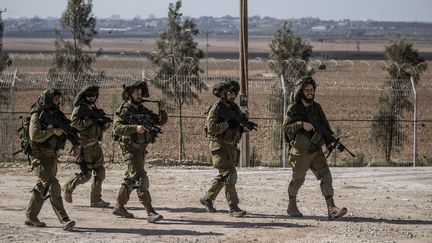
0;162;431;242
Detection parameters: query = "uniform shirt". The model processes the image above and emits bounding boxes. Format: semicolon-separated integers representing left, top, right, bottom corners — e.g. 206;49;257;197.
113;102;168;146
207;100;243;145
71;105;104;144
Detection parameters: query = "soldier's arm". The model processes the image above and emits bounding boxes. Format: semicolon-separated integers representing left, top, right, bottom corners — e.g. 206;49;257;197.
207;107;229;135
29;113;55;143
70;106;94;131
113;113;137;136
282;106;303;137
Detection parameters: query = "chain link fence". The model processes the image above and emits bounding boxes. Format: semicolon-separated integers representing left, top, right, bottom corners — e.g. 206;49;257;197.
1;59;431;167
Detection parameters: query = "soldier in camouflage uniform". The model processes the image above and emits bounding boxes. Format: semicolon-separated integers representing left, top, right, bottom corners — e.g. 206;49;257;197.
283;76;347;220
112;81;167;223
199;80;247;217
63;85;111;208
25;88;79;231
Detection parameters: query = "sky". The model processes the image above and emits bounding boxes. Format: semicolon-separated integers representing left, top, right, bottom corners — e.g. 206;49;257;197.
1;0;432;22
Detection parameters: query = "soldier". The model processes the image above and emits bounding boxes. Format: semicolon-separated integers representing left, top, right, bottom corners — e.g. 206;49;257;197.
25;88;79;231
63;85;111;208
199;80;248;217
112;81;167;223
283;76;347;220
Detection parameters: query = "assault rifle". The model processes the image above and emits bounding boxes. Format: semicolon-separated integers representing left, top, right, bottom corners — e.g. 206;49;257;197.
214;104;258;131
39;109;80;145
75;107;113;126
305;114;355;159
119;110;162;137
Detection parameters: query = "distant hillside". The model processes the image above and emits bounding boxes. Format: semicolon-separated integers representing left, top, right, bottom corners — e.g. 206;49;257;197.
4;16;432;41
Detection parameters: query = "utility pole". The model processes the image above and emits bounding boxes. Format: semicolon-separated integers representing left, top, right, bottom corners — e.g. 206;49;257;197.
0;8;6;52
206;30;209;75
239;0;250;167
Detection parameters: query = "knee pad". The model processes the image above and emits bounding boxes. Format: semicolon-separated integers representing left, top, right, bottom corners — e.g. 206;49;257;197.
225;171;237;185
319;169;333;185
49;181;61;199
93;167;106;183
31;183;47;201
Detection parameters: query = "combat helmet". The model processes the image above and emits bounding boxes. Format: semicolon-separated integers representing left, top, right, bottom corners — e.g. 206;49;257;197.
289;76;317;104
31;88;62;113
73;85;100;107
212;79;240;98
122;81;150;101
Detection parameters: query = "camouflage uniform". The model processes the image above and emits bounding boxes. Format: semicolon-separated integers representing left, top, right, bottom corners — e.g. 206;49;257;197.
25;89;76;230
283;77;347;219
63;85;110;207
112;81;167;222
200;80;246;217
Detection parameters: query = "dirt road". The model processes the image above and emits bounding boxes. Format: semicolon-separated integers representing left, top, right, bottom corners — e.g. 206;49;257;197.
0;163;431;242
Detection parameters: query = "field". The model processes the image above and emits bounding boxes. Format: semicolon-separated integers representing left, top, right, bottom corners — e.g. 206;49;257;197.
1;37;432;242
0;163;431;242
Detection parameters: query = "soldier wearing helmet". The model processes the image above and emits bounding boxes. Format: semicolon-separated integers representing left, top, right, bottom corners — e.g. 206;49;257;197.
25;88;78;231
63;85;111;208
283;76;347;220
112;81;167;223
199;79;248;217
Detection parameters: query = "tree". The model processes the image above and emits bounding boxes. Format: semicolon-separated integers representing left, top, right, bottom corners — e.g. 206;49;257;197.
0;15;12;74
149;0;205;163
267;22;313;155
50;0;99;75
372;37;427;162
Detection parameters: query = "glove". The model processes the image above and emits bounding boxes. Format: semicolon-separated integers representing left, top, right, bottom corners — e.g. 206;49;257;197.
227;119;240;129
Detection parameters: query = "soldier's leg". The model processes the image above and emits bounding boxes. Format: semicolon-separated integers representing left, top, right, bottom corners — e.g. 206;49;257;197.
310;151;334;197
49;179;70;222
90;144;108;205
287;149;314;217
223;167;239;206
310;152;347;219
63;171;91;203
205;174;225;201
91;166;106;204
25;181;46;226
136;173;151;204
287;149;314;197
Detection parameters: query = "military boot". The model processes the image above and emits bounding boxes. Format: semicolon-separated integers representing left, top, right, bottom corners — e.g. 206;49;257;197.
287;196;303;217
91;199;110;208
200;196;217;213
61;218;76;231
63;189;73;204
24;217;46;227
144;203;163;223
113;203;134;218
228;204;246;217
325;196;347;220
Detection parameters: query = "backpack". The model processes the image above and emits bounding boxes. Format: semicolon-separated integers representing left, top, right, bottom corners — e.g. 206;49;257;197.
14;116;32;164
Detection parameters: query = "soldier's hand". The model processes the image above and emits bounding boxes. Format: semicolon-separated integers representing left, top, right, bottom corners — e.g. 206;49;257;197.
53;128;64;136
136;125;148;134
302;122;314;132
70;145;80;157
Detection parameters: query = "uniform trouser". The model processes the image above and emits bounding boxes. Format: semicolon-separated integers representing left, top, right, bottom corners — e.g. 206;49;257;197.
288;148;334;198
206;142;240;206
116;145;152;205
26;153;69;222
64;143;105;203
206;167;239;206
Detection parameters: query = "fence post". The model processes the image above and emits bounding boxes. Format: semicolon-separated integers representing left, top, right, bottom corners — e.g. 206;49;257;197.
10;68;17;160
410;76;417;167
281;75;287;168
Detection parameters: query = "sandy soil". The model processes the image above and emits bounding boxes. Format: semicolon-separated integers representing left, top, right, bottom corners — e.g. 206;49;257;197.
0;163;431;242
